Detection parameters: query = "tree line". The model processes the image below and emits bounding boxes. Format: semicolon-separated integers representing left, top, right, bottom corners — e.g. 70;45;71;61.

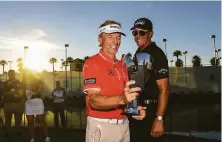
172;50;220;67
0;51;221;74
0;56;90;74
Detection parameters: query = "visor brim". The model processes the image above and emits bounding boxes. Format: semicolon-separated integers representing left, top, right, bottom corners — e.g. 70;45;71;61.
103;31;126;36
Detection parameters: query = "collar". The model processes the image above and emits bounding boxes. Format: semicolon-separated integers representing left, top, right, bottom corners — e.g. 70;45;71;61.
55;87;63;90
99;49;117;63
137;42;156;52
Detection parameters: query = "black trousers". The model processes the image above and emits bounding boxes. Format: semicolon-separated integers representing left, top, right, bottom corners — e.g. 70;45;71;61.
53;103;65;128
129;104;165;142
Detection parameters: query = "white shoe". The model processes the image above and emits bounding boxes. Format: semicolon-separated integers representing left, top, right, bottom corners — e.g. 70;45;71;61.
30;139;35;142
45;137;51;142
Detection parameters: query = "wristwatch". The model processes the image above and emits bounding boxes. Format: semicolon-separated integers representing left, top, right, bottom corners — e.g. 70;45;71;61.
156;116;163;121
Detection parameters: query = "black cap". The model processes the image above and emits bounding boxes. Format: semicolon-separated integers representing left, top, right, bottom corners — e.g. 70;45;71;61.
130;18;153;31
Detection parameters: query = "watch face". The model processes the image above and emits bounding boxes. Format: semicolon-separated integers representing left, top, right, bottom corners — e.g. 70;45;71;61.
157;116;163;120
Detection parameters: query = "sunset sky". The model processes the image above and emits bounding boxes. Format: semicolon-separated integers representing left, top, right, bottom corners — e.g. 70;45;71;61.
0;1;220;73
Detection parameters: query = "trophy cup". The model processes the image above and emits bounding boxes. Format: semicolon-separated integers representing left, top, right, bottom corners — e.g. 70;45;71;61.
123;52;152;115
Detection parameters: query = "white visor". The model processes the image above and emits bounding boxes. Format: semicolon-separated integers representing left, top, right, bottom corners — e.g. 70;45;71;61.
99;24;126;36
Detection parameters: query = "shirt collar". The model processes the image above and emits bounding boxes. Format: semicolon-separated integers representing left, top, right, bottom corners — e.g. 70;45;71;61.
137;42;156;52
99;49;117;63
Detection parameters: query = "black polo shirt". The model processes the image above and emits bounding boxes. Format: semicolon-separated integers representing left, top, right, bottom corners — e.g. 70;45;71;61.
3;79;23;103
133;42;169;104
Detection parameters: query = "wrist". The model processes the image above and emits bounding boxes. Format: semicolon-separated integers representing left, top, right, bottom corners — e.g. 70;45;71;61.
155;115;164;121
119;95;128;105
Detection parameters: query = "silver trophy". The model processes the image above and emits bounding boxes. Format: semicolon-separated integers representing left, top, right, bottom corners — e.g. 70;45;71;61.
123;52;152;115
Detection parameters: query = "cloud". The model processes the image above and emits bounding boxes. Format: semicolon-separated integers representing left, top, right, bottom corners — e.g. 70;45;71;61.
0;28;63;72
0;37;22;46
32;29;47;39
25;40;61;51
0;28;60;51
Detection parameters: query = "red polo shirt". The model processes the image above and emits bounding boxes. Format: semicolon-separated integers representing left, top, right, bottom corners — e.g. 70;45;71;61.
83;50;128;119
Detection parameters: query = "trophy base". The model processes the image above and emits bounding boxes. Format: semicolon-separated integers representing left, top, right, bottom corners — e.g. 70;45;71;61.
123;108;140;116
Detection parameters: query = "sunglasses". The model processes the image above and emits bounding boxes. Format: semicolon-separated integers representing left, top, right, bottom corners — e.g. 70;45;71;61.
132;30;148;36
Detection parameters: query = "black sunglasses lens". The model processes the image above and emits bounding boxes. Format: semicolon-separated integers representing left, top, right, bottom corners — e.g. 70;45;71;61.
132;31;137;36
132;31;146;36
139;31;146;36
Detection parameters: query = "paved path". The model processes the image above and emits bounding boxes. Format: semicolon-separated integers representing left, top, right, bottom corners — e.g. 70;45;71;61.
0;127;220;142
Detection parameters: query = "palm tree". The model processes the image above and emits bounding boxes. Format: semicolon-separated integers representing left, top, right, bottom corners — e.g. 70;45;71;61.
17;58;24;73
0;60;8;74
172;51;183;84
62;61;69;69
83;56;90;61
192;55;202;67
72;58;84;72
170;60;174;66
175;59;183;67
72;58;84;89
67;57;74;71
49;57;57;72
49;57;57;89
16;58;23;63
173;50;182;60
210;57;220;66
67;57;74;90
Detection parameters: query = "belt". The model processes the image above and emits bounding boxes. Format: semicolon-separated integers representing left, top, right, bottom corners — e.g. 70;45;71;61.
88;116;128;124
144;99;158;105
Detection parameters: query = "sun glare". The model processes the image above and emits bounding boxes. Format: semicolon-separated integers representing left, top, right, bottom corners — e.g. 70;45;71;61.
24;47;48;72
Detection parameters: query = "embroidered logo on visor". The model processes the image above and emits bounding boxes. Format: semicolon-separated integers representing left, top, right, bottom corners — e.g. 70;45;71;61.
98;24;125;36
84;78;96;85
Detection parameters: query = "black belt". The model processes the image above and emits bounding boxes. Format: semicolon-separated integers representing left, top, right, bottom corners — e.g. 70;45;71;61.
144;99;158;105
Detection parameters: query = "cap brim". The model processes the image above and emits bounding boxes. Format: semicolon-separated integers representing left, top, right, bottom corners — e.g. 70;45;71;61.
130;25;146;30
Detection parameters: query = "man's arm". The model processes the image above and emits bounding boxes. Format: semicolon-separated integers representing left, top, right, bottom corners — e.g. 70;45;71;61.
87;89;127;110
86;81;140;110
52;90;56;99
64;88;67;99
156;78;170;116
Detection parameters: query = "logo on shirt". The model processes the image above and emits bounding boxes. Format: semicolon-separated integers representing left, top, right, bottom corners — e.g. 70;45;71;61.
84;78;96;85
158;68;168;74
108;69;115;76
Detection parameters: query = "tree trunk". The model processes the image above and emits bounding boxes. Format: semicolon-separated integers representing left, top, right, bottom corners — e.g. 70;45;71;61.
3;65;5;74
70;65;72;90
53;63;55;89
174;66;179;84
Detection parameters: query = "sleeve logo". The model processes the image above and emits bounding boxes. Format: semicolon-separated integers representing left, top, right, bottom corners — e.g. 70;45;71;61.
84;78;96;85
158;68;168;74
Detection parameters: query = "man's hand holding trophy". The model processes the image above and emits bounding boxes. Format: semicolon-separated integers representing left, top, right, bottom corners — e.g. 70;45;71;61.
122;52;152;120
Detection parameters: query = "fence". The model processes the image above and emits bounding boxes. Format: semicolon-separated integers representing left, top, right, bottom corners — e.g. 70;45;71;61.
0;92;220;133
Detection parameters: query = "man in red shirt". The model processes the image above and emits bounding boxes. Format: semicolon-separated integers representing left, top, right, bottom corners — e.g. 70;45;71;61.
83;20;146;142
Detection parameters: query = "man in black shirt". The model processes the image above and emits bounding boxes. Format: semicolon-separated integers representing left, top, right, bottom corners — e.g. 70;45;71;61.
52;81;66;128
3;70;25;134
129;18;170;142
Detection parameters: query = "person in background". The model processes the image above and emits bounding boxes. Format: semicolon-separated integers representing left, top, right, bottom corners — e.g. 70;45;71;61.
25;78;50;142
2;70;25;135
52;81;66;128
